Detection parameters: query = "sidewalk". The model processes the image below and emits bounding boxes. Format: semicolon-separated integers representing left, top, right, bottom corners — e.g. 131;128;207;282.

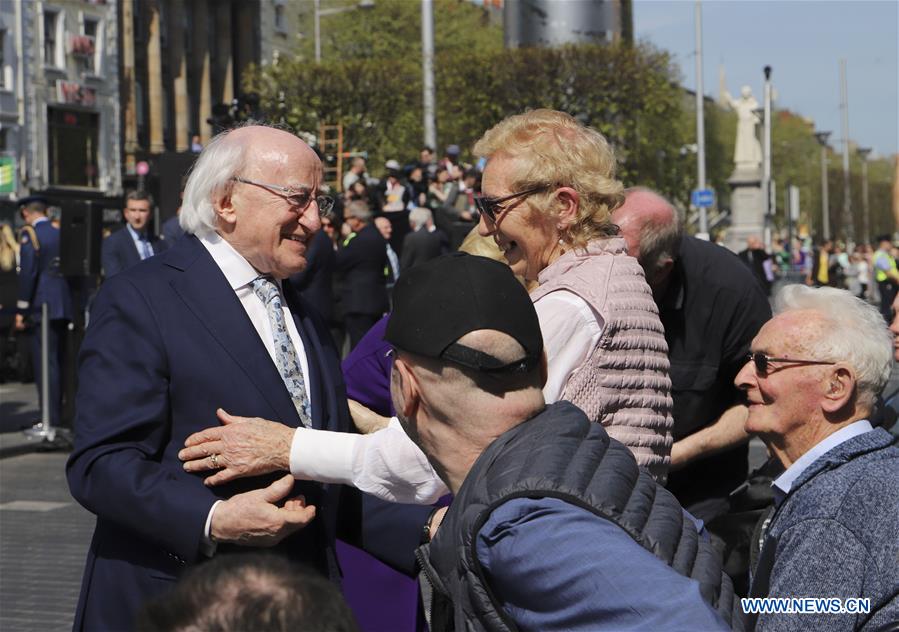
0;381;93;630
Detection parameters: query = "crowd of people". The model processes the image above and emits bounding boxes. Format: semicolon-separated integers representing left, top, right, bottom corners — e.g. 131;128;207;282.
2;109;898;632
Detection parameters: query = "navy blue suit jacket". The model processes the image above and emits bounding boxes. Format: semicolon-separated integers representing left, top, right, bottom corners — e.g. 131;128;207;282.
101;224;167;278
16;218;72;321
67;235;356;631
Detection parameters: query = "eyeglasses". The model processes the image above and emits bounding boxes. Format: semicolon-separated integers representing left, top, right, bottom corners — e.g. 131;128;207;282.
232;177;334;217
474;186;547;223
747;351;836;376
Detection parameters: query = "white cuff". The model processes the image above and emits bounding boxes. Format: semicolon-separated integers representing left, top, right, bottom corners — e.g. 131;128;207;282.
201;500;223;557
290;427;358;485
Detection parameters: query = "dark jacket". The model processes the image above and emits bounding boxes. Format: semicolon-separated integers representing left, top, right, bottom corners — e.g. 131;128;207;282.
420;402;740;632
101;224;167;278
68;236;354;630
748;428;899;631
290;229;336;323
336;224;388;316
400;228;447;273
16;218;72;321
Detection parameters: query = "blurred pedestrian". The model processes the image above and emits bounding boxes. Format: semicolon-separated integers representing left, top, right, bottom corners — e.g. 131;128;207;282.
873;235;899;321
14;196;72;426
337;200;388;349
102;190;168;278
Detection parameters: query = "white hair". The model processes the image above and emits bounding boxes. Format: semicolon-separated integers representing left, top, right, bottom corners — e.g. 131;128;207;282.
774;284;892;409
409;207;432;231
179;130;249;235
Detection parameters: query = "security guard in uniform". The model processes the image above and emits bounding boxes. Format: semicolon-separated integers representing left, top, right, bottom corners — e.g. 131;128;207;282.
15;195;73;426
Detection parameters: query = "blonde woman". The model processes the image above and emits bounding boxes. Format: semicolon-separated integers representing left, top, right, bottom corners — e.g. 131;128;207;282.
473;109;672;480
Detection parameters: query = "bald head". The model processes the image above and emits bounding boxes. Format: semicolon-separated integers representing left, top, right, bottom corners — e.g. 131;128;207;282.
612;188;682;292
229;125;319;171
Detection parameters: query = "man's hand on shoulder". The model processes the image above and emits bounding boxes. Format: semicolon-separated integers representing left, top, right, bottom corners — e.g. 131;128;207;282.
210;474;315;546
179;408;294;485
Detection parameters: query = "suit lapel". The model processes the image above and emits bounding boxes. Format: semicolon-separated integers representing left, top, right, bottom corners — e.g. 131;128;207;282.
166;237;302;427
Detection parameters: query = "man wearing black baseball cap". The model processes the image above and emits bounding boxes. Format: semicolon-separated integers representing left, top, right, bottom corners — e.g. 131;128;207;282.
383;253;733;631
181;253;736;630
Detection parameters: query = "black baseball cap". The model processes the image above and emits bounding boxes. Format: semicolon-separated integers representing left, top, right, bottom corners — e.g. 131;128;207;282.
385;253;542;373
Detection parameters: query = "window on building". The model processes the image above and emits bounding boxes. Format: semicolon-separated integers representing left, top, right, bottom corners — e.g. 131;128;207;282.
77;17;101;75
47;107;100;188
44;10;61;67
274;2;287;33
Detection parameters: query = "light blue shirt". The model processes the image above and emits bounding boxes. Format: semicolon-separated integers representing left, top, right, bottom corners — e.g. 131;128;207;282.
126;223;153;260
773;419;874;498
475;497;729;631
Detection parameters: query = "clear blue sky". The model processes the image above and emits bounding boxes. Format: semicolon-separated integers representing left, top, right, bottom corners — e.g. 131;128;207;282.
633;0;898;158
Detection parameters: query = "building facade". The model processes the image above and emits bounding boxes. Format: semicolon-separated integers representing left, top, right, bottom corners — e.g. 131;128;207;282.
120;0;302;217
1;0;121;217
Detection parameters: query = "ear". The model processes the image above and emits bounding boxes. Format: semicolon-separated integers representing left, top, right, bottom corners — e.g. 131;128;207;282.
821;364;857;414
554;187;580;230
215;189;237;227
394;357;421;419
650;257;675;286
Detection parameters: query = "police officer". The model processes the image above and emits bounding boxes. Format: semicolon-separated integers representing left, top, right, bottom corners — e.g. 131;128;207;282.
14;195;73;426
873;235;899;322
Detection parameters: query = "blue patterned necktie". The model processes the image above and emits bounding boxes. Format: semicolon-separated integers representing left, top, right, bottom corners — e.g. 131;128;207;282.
251;276;312;427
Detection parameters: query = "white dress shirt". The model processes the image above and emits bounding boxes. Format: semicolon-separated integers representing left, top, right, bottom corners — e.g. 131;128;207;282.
197;230;313;548
287;289;603;505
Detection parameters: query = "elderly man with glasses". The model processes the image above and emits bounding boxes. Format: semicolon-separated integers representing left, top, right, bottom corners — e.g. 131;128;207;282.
738;284;899;631
66;125;405;631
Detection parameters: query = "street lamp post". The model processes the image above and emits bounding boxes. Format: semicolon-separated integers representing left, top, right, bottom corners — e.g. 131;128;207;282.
762;66;773;250
422;0;436;151
694;0;708;237
858;147;872;245
314;0;375;64
814;131;832;241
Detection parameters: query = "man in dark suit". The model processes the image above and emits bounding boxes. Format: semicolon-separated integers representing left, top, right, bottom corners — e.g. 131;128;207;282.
737;235;773;296
101;190;168;278
67;127;371;630
401;207;447;273
336;200;388;349
14;195;73;426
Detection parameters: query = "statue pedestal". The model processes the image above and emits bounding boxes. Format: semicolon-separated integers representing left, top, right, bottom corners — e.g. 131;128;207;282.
726;168;765;253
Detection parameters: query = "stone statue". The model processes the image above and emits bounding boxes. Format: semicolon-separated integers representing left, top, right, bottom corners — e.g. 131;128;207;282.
724;85;763;174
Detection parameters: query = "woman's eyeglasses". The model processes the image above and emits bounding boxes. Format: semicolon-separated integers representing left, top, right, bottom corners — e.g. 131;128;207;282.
474;186;547;223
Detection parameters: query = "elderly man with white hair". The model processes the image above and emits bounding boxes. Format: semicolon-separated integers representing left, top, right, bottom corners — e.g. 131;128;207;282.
740;284;899;631
66;125;409;631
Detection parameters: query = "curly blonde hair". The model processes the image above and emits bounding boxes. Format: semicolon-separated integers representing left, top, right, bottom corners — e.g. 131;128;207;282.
472;109;623;249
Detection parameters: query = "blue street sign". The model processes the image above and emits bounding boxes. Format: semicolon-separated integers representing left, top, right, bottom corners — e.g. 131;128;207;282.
691;188;715;208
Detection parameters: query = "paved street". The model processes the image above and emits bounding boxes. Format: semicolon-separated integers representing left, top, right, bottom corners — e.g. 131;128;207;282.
0;381;93;631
